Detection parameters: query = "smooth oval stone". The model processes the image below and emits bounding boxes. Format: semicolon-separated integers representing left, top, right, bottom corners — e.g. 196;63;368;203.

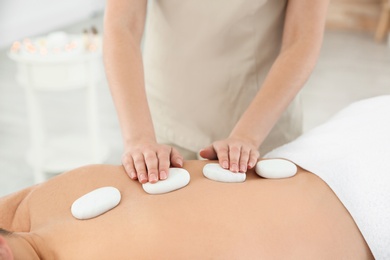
142;168;190;195
255;159;297;179
203;163;246;183
71;186;121;220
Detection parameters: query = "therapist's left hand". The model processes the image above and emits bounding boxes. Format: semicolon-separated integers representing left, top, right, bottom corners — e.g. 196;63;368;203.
199;137;260;173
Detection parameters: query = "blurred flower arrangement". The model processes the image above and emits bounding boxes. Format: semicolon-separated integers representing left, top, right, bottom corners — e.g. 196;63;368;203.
9;26;101;59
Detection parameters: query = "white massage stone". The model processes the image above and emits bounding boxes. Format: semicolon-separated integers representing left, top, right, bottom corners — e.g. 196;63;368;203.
203;163;246;183
142;168;190;195
71;186;121;220
255;159;297;179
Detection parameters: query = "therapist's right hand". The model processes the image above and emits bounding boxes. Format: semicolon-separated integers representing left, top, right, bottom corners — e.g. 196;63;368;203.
122;141;184;184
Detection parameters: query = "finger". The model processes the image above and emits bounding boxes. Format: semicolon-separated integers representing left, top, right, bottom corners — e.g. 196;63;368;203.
248;150;260;169
144;151;159;183
122;155;137;180
215;144;229;169
228;144;241;173
170;147;183;168
199;145;217;160
157;147;171;180
133;153;148;184
239;147;250;173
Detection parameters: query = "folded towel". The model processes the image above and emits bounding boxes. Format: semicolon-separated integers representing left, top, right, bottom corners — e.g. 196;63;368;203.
265;95;390;259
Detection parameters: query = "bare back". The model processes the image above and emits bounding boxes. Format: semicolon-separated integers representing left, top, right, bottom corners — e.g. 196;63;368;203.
4;161;372;259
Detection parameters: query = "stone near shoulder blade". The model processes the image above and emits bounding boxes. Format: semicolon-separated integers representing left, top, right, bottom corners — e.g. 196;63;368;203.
142;168;190;195
255;159;297;179
203;163;246;183
71;186;121;220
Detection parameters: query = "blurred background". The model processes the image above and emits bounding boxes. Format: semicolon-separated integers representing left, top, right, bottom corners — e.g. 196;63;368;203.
0;0;389;196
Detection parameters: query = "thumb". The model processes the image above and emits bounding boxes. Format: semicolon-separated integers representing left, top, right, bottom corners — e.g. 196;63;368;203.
199;145;218;160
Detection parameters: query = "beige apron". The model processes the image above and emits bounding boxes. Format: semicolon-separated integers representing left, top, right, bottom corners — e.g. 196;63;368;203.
143;0;302;155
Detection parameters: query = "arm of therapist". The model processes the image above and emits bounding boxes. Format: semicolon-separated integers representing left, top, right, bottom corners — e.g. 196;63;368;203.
103;0;184;184
200;0;330;173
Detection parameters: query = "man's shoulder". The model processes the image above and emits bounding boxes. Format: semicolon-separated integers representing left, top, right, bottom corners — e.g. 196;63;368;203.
0;185;36;232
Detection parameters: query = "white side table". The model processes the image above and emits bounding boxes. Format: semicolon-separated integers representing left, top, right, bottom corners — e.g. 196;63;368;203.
9;33;109;183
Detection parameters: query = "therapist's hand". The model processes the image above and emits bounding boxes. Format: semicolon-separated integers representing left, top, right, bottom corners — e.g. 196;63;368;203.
122;141;183;184
199;137;259;173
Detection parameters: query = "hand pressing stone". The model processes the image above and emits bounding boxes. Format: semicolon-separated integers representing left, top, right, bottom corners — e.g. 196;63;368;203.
142;168;190;194
203;163;246;183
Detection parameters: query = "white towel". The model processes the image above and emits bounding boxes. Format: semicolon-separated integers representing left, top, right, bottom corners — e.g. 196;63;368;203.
265;95;390;259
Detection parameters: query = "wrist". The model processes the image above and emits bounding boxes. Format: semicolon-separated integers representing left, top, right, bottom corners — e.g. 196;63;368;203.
230;116;271;149
123;132;156;149
228;131;262;149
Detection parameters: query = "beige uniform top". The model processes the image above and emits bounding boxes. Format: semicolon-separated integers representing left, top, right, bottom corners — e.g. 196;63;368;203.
143;0;302;154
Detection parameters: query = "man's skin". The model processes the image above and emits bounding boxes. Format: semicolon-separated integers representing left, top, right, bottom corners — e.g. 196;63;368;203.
0;160;373;259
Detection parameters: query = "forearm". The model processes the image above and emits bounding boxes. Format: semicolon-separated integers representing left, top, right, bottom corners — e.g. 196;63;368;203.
103;24;155;147
230;0;328;149
230;40;322;147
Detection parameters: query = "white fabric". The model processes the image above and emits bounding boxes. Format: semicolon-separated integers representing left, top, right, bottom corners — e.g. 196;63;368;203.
265;96;390;259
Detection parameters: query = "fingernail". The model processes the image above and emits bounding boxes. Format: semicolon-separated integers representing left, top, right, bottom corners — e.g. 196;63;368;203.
160;171;167;180
222;161;228;169
139;174;147;183
231;164;238;172
240;165;246;172
176;159;183;167
149;174;157;183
